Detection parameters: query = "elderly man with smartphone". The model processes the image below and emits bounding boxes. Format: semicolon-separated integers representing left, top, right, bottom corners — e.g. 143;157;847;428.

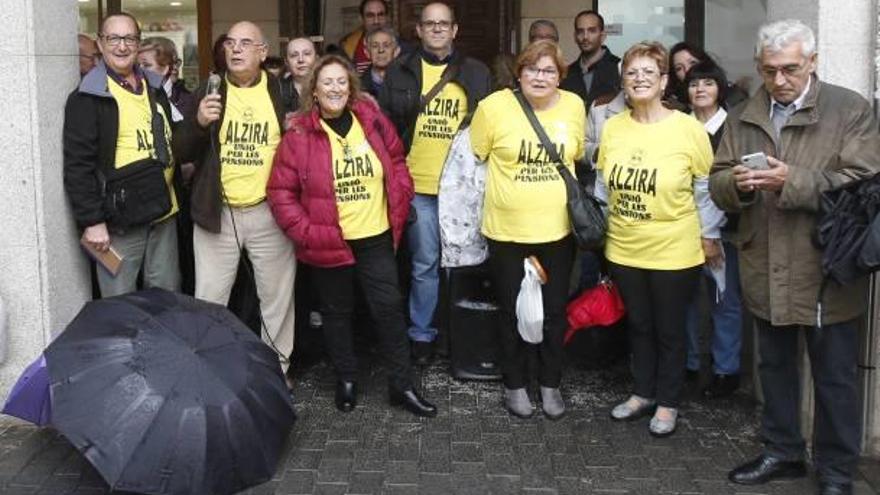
709;19;880;495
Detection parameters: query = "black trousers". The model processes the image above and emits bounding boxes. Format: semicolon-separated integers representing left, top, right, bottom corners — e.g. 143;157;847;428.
312;231;413;392
756;318;861;485
488;236;575;389
608;262;701;408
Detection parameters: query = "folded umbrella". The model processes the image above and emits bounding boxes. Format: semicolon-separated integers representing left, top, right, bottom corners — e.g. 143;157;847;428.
45;288;295;495
2;354;51;426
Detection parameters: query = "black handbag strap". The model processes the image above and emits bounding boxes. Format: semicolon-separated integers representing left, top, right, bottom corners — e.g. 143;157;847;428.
512;90;570;180
419;61;460;113
144;85;171;166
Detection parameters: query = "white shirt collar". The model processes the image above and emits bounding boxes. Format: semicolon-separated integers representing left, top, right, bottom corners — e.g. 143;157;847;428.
703;107;727;135
769;75;812;118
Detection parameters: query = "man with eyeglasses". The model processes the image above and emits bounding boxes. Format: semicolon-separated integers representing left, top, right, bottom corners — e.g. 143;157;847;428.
78;34;99;78
560;10;620;111
64;13;180;297
341;0;389;74
710;19;880;495
360;26;400;97
379;1;491;366
173;21;296;379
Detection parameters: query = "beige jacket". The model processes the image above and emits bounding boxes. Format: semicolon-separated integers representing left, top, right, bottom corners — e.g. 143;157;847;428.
709;78;880;326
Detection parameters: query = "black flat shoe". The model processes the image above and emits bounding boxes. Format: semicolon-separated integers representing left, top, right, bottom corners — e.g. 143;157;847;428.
819;482;853;495
702;373;740;399
335;381;357;413
390;388;437;417
728;454;806;485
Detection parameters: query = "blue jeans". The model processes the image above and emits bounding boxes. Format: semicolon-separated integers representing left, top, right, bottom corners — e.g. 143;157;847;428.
685;241;743;375
407;194;440;342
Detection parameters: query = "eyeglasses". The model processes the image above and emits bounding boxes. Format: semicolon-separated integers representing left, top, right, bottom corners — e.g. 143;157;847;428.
522;66;559;79
102;35;140;47
760;62;807;79
420;20;453;31
364;12;386;20
623;67;662;80
223;38;265;50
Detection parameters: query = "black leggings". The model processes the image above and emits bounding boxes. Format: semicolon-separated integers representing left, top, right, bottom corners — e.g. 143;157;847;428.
608;262;701;408
488;236;575;389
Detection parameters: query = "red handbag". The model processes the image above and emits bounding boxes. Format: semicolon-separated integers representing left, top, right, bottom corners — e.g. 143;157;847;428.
564;277;626;345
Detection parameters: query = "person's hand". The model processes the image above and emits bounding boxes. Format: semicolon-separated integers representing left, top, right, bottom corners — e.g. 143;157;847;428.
702;237;723;269
82;223;111;252
197;94;222;128
732;156;789;193
751;156;789;192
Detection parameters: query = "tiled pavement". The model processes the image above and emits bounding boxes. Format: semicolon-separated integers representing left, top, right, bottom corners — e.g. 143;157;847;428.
0;355;876;495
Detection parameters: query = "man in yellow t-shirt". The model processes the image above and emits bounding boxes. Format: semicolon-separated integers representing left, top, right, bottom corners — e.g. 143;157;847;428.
173;21;296;375
63;13;180;297
378;2;491;364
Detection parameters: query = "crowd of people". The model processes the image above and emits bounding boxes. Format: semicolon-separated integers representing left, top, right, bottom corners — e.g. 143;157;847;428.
67;2;880;494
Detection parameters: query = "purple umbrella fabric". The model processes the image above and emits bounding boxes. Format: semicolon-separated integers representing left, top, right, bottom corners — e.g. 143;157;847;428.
2;354;51;426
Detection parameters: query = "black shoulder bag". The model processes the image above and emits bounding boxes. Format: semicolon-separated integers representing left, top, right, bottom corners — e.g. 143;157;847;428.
513;90;606;251
99;85;173;233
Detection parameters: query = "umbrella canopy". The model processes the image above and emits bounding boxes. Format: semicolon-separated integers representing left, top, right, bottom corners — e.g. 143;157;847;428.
564;279;626;345
45;289;295;495
2;354;51;426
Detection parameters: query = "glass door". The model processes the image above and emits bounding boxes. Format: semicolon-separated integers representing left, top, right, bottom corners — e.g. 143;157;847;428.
596;0;686;56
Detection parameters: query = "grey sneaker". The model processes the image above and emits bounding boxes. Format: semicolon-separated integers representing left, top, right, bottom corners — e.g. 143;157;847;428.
504;387;534;418
610;395;656;421
540;386;565;420
648;407;678;437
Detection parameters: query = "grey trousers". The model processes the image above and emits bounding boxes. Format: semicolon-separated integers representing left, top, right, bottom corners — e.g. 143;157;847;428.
96;216;181;297
193;202;296;373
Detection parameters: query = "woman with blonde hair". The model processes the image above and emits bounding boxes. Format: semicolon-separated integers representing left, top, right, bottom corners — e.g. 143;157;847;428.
470;40;585;419
596;41;722;437
268;55;436;417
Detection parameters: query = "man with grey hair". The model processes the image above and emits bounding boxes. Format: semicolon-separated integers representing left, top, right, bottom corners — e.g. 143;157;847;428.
361;26;400;97
528;19;559;43
710;19;880;495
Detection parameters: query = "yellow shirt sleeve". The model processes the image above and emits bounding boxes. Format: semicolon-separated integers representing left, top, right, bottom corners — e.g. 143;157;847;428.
469;99;493;162
690;119;713;179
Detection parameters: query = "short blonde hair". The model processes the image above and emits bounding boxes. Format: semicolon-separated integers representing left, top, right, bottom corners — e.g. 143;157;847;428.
621;41;669;74
515;40;567;80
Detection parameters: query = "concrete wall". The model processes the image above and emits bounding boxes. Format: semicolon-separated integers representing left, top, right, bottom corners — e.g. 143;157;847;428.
705;0;767;95
520;0;586;62
212;0;282;55
0;0;90;394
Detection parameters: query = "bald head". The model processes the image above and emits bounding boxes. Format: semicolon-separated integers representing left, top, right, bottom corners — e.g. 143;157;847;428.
225;21;268;83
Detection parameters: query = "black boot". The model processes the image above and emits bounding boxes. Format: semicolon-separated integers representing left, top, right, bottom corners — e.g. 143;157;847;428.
728;454;806;485
390;388;437;417
702;373;740;399
335;381;357;413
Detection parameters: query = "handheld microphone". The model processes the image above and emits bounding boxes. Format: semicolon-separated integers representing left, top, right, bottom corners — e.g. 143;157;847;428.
206;72;222;97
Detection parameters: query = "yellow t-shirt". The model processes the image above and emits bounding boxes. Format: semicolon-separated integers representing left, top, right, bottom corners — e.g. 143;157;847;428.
321;115;389;240
107;76;178;221
470;89;585;243
219;72;282;206
597;110;713;270
406;60;468;195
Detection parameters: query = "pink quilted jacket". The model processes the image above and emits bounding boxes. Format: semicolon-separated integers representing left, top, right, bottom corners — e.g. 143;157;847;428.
267;98;414;267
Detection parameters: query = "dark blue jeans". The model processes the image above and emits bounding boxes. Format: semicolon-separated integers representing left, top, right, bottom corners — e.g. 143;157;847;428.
756;318;861;485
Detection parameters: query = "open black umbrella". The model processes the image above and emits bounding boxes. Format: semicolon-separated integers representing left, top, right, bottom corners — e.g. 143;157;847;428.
45;289;295;495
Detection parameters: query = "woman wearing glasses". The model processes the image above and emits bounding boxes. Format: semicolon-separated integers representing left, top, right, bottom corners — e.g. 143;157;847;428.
470;40;584;420
267;55;437;418
596;42;720;437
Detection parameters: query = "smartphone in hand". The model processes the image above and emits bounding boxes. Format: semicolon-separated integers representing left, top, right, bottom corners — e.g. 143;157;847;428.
741;152;770;170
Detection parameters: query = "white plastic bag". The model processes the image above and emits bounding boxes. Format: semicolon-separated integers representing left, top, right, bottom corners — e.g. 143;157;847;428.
516;258;544;344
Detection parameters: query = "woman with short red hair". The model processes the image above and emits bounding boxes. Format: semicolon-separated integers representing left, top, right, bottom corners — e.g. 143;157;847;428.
470;40;585;420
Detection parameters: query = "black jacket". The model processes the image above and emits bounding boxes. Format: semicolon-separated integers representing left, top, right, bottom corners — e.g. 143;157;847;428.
279;74;301;115
172;71;285;233
63;61;175;230
360;68;384;99
560;47;621;110
377;49;492;152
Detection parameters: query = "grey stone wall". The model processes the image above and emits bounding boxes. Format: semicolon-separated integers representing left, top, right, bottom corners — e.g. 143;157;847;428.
0;0;90;394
